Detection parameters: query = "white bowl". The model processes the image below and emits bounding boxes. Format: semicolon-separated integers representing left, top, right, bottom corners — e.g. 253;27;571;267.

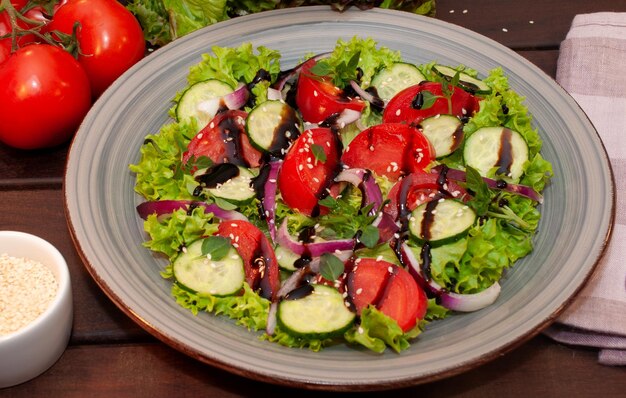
0;231;73;388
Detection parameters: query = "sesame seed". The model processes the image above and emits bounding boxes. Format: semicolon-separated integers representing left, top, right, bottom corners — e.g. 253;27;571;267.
529;20;534;24
387;266;394;273
230;223;238;227
502;28;508;32
298;164;304;171
356;288;363;295
377;255;384;262
0;253;58;335
358;326;364;334
395;109;401;116
313;90;318;97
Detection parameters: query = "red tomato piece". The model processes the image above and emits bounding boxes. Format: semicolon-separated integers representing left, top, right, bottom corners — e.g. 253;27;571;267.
385;171;469;220
182;110;262;168
47;0;145;98
383;82;480;125
295;59;366;123
216;220;280;301
342;123;434;181
0;44;91;149
346;258;427;332
278;127;341;216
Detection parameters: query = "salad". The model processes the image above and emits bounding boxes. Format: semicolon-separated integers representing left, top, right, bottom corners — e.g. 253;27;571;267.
130;37;553;353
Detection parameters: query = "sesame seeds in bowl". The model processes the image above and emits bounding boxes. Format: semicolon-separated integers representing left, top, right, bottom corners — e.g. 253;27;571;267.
0;231;73;388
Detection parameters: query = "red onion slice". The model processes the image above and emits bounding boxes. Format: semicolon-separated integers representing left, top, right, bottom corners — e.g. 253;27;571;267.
399;242;501;311
349;80;385;109
266;301;278;335
335;168;383;216
439;282;501;312
222;83;250;110
266;87;283;101
433;165;543;203
276;219;354;257
136;200;248;221
264;161;282;242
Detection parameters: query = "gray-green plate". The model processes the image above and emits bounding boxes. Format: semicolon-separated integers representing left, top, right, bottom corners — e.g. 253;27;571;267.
64;7;615;391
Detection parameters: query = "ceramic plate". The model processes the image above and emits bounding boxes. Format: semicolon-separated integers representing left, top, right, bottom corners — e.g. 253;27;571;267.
65;7;614;391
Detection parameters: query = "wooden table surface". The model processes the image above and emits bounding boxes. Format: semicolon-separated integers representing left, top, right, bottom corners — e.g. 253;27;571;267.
1;1;625;396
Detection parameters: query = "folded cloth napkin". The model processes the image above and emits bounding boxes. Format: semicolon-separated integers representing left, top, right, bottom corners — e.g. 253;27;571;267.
543;12;626;366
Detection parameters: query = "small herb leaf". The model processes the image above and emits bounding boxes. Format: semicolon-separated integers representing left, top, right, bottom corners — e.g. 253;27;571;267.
358;225;380;248
464;166;493;216
318;195;338;208
200;236;232;261
311;144;327;164
319;253;345;281
419;90;439;110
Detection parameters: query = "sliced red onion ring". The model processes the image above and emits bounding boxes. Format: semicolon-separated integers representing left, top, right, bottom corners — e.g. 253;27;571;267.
439;282;501;312
264;161;282;242
349;80;385;109
433;165;543;203
276;219;354;257
266;87;283;101
335;168;383;216
372;211;400;243
222;83;250;110
136;200;247;221
400;242;442;296
277;266;313;298
266;301;278;335
399;242;501;312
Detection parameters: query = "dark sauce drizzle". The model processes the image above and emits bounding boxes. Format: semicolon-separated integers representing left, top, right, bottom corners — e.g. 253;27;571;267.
496;128;514;176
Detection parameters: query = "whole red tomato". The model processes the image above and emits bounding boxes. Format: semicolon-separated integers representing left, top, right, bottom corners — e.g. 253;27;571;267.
47;0;145;98
0;44;91;149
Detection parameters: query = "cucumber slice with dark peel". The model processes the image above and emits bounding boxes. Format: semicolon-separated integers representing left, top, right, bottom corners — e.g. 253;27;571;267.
277;284;355;339
203;166;256;205
371;62;425;102
409;199;476;247
246;100;301;156
433;65;491;95
463;126;529;181
176;79;234;128
173;239;245;296
419;114;464;158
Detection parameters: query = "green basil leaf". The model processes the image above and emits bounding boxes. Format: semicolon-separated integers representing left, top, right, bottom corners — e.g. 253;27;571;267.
464;166;493;216
319;253;345;281
200;236;232;261
420;90;439;110
358;225;380;248
311;144;327;164
318;195;338;208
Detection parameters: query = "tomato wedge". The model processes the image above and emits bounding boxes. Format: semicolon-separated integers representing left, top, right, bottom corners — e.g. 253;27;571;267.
296;59;366;123
383;82;480;125
342;123;434;180
216;220;280;300
182;110;262;168
278;127;341;216
385;171;469;220
346;258;427;332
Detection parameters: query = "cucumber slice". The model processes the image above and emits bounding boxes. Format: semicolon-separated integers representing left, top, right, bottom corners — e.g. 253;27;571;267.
409;199;476;247
463;126;529;181
246;100;301;155
176;79;234;128
419;114;464;158
173;238;245;296
433;65;491;95
277;284;355;339
371;62;425;102
206;166;256;205
275;245;300;272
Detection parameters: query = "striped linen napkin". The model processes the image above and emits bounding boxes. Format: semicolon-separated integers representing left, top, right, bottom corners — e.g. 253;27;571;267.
543;12;626;366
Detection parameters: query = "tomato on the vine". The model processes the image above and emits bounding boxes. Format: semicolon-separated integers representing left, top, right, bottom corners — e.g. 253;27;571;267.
0;1;38;64
47;0;145;98
0;44;91;149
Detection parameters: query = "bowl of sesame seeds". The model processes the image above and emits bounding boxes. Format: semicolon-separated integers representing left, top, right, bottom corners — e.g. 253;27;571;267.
0;231;73;388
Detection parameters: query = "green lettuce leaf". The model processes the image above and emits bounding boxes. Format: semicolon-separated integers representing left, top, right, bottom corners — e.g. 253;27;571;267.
129;120;197;201
171;282;270;331
142;206;219;259
262;325;334;351
162;0;229;40
126;0;171;46
344;306;421;353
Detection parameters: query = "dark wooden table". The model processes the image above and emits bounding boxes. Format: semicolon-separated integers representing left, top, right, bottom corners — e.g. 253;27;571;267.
1;1;625;396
